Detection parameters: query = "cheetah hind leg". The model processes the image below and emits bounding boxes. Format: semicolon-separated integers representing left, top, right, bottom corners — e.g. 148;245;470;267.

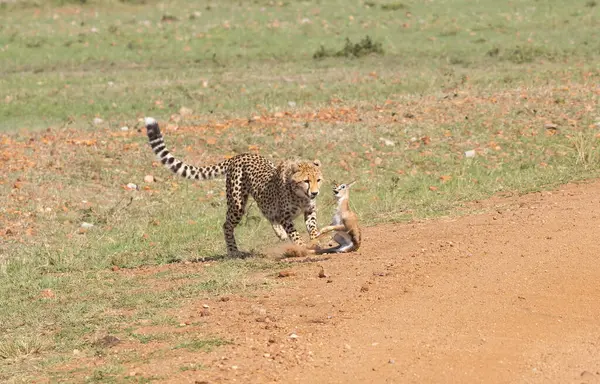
223;173;250;258
224;210;251;258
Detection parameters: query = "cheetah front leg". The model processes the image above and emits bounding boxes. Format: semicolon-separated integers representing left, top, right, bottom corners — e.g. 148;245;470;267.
272;223;289;241
304;210;319;240
281;217;305;246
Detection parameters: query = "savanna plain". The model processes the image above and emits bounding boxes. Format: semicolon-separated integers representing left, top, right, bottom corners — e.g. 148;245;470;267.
0;0;599;382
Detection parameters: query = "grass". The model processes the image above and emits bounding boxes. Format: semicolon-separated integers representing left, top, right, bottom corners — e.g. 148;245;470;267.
0;335;47;360
172;337;231;352
0;0;599;381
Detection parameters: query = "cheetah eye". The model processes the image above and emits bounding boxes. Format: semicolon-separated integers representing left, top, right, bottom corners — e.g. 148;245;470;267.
304;180;310;184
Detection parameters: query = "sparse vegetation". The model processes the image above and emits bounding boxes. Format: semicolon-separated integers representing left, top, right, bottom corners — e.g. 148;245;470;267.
0;335;47;359
381;2;407;11
314;36;384;59
572;130;600;168
173;337;231;352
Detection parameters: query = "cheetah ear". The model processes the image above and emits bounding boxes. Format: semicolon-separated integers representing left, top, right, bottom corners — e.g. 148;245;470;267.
290;162;300;173
313;159;321;167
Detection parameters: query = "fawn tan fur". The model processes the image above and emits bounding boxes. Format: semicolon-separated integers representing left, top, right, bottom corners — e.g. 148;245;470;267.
314;181;361;253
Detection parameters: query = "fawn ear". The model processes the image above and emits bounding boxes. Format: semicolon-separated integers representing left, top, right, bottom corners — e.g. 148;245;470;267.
313;159;321;167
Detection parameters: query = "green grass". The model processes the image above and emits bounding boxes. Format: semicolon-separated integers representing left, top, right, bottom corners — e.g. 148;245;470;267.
1;0;600;381
0;0;598;130
172;337;231;352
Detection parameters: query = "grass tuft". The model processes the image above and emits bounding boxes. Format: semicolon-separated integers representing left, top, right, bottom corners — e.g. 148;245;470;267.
172;337;231;352
0;335;47;359
572;131;600;168
314;36;384;59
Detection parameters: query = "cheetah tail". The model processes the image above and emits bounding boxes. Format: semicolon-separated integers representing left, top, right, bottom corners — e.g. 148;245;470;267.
144;117;229;180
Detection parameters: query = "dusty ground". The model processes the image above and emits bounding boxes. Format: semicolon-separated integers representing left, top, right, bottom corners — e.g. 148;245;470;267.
67;179;600;383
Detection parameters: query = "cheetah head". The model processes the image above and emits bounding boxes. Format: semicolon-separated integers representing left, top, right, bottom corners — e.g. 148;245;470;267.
290;160;323;200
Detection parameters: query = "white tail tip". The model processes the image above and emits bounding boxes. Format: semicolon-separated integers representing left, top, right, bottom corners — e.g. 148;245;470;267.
144;117;157;126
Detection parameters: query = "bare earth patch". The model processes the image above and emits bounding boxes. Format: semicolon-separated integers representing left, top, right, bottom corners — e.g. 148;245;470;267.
47;179;600;383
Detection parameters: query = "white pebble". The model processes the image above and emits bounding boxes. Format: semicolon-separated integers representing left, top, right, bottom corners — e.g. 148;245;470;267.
464;150;476;158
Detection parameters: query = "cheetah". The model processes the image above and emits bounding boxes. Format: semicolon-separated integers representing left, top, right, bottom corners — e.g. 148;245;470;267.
144;117;323;258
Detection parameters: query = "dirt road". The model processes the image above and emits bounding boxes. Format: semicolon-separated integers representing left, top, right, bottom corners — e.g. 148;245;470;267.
112;180;600;383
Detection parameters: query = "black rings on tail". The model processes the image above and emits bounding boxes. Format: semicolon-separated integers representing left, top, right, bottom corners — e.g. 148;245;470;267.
144;117;229;180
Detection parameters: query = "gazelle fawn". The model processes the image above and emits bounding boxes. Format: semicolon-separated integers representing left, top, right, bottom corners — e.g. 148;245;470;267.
315;181;361;253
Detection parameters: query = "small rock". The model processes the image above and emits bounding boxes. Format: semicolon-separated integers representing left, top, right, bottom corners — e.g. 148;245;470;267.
200;309;210;317
126;183;138;191
278;270;295;278
344;343;351;350
231;365;239;370
544;123;558;129
464;149;476;158
202;304;210;309
96;335;121;348
111;265;120;272
93;117;104;125
179;106;194;116
40;289;55;299
251;305;267;316
80;222;94;229
318;267;327;278
388;359;395;364
581;371;595;378
374;157;383;166
73;349;81;355
379;137;395;146
219;296;230;302
360;285;369;292
129;371;137;377
289;333;299;339
120;126;129;131
263;353;271;358
288;101;297;107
